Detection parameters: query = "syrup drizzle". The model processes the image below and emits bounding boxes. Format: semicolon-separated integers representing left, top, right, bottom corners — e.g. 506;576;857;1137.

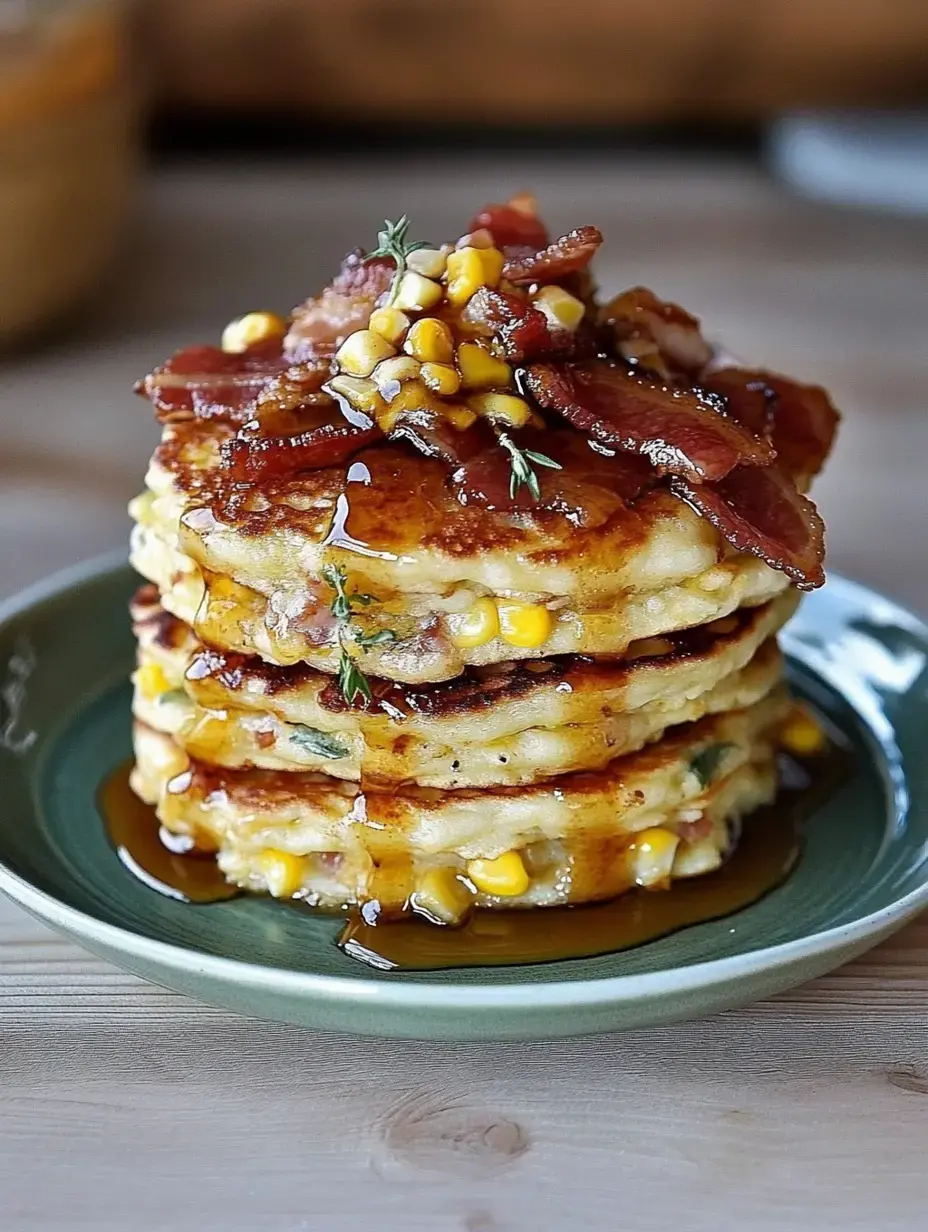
99;745;845;969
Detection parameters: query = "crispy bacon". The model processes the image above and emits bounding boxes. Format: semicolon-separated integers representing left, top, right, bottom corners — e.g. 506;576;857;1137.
703;368;840;481
453;429;654;521
138;344;291;425
388;409;490;467
469;201;549;252
284;252;394;362
601;287;712;377
502;226;603;285
470;289;588;362
220;421;381;482
524;361;774;482
672;466;826;589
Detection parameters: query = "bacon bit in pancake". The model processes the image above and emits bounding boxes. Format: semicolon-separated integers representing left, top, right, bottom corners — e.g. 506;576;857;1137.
671;465;826;589
220;421;381;482
469;201;549;252
524;361;774;482
503;226;603;285
139;344;291;424
704;368;840;481
284;252;395;362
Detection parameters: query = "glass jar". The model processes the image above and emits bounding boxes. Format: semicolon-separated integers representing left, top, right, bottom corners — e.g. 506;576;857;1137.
0;1;137;344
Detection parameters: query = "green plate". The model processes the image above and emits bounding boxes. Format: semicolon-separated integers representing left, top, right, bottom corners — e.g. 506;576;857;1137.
1;554;926;1040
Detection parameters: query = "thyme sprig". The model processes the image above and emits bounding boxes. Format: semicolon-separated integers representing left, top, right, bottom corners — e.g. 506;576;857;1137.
364;215;430;306
497;431;562;501
322;563;396;706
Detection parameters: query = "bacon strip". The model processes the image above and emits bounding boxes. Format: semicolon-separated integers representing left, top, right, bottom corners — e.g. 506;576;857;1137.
138;344;291;424
220;422;381;482
470;289;590;362
503;226;603;285
703;368;840;481
671;466;826;589
284;252;394;362
524;361;774;482
469;201;549;252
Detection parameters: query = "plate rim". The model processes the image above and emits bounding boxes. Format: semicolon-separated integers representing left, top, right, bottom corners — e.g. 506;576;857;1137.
1;551;926;1012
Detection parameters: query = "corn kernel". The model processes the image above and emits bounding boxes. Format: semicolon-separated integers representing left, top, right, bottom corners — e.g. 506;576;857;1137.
497;601;553;649
466;851;530;897
405;317;454;364
780;707;826;756
441;403;478;430
420;362;461;396
457;342;512;389
258;849;307;899
327;374;384;416
627;827;680;888
410;868;475;925
368;306;411;346
220;311;287;353
456;228;495;250
335;329;396;377
468;392;532;428
533;285;586;332
449;597;500;648
372;355;421;395
393;271;444;312
446;246;503;305
407;247;448;278
135;662;169;701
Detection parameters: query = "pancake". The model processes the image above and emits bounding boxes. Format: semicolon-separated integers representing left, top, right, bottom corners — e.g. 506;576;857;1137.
129;420;791;682
131;686;788;917
132;584;795;787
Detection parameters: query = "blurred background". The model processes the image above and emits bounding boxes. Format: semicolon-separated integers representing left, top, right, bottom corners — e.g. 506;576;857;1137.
1;0;927;607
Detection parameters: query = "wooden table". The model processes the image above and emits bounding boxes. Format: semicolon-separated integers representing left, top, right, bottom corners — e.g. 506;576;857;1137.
2;157;927;1230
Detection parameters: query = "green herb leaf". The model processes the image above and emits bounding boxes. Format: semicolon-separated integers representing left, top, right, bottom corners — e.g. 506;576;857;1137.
337;652;373;707
354;629;397;650
689;742;733;790
364;216;430;306
497;432;562;502
289;724;349;760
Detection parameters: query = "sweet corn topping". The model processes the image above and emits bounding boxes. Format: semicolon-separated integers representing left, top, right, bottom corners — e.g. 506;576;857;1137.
446;245;503;305
780;707;826;756
335;329;396;378
533;285;586;332
497;601;553;649
466;851;530;898
468;392;532;428
135;662;169;701
456;342;512;390
259;849;307;899
220;311;287;353
410;868;475;925
420;362;462;396
627;827;680;888
441;403;478;430
368;306;411;346
405;317;454;364
406;247;448;278
449;596;500;648
456;228;495;250
392;271;444;312
371;355;422;393
327;374;384;416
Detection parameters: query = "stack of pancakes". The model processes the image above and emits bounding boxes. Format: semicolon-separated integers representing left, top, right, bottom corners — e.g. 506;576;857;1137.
128;199;837;925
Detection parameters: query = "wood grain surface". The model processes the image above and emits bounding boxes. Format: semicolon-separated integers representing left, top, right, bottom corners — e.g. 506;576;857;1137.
141;0;928;119
1;156;927;1230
